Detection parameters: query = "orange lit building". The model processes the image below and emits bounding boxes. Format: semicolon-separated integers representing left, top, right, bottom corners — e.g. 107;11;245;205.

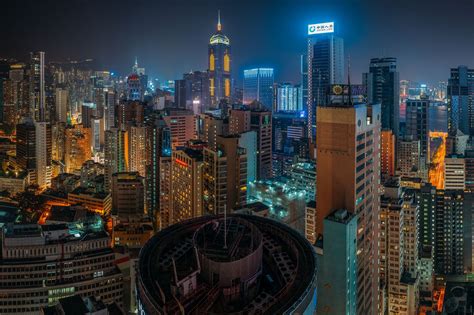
65;124;92;173
428;131;447;189
170;148;203;225
381;129;395;182
315;100;381;314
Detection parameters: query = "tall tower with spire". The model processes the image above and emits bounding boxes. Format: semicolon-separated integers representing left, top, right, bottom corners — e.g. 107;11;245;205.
208;10;231;108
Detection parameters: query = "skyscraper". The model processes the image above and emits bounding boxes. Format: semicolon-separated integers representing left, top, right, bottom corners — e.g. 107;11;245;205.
363;57;400;135
447;66;474;135
29;51;46;121
208;11;231;107
406;97;430;159
55;88;68;123
112;172;145;218
307;22;344;140
275;83;303;112
104;128;129;192
175;71;210;114
381;129;396;182
64;124;92;173
243;68;275;110
315;89;381;314
34;121;52;188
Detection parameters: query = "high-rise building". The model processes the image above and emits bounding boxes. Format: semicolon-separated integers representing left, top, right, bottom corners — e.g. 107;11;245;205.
65;124;92;173
447;66;474;135
307;22;344;140
317;209;357;315
34;121;52;188
162;109;197;149
55;88;68;123
243;68;275;110
170;147;203;224
2;65;28;129
200;113;228;150
127;74;143;101
203;135;247;215
465;149;474;192
381;129;396;182
117;100;144;130
230;109;272;180
175;71;210;114
363;57;400;135
396;137;421;177
208;11;231;107
129;125;147;177
238;130;257;185
444;155;465;190
315;95;381;314
111;172;145;218
380;183;419;315
29;51;46;121
136;215;317;314
275;83;303;112
0;222;123;314
15;117;36;176
104;128;129;192
406;97;429;159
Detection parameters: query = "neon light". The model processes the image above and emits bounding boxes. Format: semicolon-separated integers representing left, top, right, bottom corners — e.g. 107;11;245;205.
175;159;189;167
308;22;334;35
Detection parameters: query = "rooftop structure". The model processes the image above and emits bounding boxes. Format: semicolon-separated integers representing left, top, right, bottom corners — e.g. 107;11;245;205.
137;214;317;314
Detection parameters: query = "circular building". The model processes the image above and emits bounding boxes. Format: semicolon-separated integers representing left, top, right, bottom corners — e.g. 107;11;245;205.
137;214;317;314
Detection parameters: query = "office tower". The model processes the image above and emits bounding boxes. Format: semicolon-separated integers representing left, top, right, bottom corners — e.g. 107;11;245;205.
203;135;247;215
144;117;171;226
243;68;275;110
317;209;357;315
55;87;68;123
208;11;231;107
406;97;429;159
200;113;228;150
162;108;196;149
447;66;474;135
64;124;92;173
395;140;418;177
276;83;303;112
81;102;95;128
0;222;123;314
104;128;129;192
51;122;65;164
381;129;396;182
104;89;116;130
129;125;147;177
29;51;46;121
2;66;28;129
444;155;465;190
363;57;400;135
111;172;145;218
91;116;105;152
380;183;419;315
117;100;144;130
307;22;344;140
175;71;210;114
315;94;381;314
137;214;317;314
170;147;203;224
34;121;52;188
15;117;36;176
127;74;143;101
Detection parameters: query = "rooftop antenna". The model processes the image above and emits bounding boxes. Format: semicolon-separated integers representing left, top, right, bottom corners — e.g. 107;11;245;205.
223;204;227;249
217;10;222;32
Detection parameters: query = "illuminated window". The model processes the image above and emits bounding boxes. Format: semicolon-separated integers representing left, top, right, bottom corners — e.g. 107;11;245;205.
210;78;215;96
209;53;215;71
224;53;230;72
225;78;230;97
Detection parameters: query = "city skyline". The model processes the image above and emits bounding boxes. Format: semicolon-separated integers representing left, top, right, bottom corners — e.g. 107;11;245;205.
2;0;474;84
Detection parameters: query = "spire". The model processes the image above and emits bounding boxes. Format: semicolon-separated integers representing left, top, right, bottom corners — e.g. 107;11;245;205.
217;10;222;31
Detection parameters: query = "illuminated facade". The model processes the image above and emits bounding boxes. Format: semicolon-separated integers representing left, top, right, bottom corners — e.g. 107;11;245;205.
397;137;421;177
243;68;274;110
104;128;129;192
170;148;203;224
428;131;447;189
162;109;197;149
65;124;92;173
0;223;123;314
203;135;247;215
381;129;396;182
315;100;381;315
68;188;112;216
129;125;147;177
29;51;46;121
208;11;231;107
34;121;52;189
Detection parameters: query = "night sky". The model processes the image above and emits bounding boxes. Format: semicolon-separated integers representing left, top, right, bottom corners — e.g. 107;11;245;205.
2;0;474;85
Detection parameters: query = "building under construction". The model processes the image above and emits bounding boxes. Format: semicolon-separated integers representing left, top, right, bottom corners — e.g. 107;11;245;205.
136;214;317;314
